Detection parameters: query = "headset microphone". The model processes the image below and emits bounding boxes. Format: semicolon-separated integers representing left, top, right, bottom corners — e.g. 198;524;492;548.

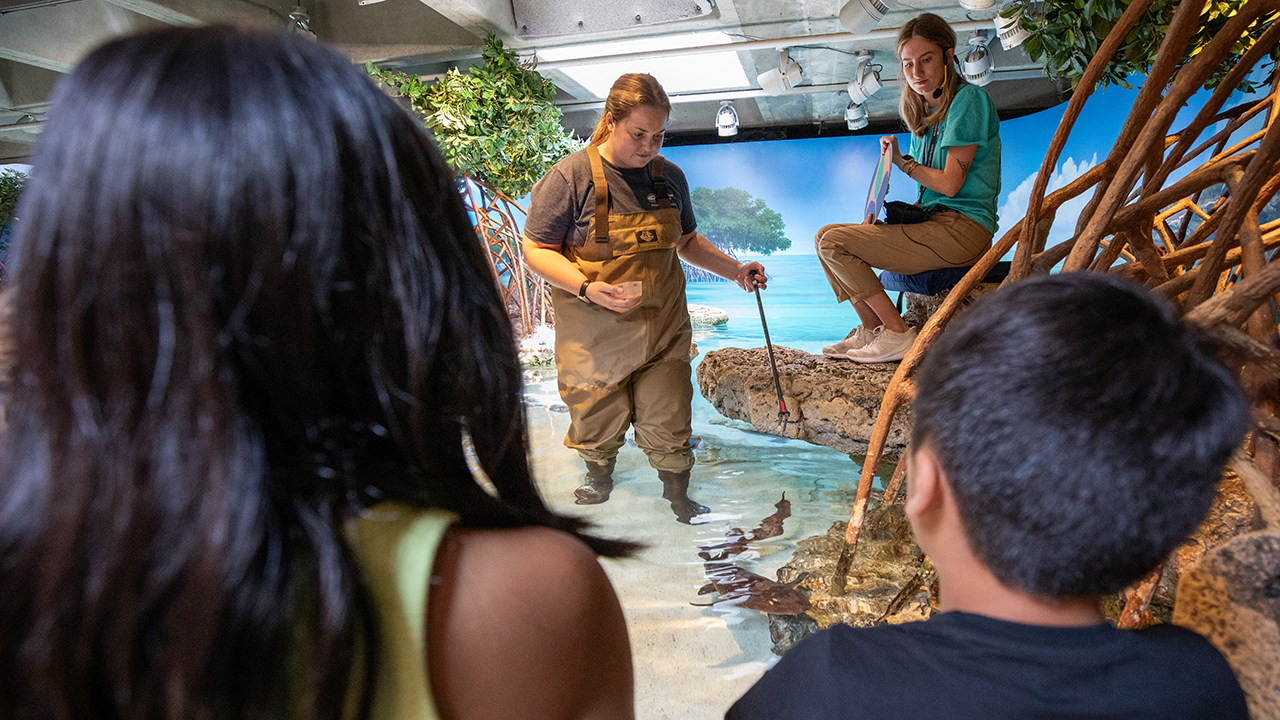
933;63;948;100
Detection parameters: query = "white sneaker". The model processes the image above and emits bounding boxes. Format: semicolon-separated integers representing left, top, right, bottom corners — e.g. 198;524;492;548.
846;327;918;363
822;326;875;358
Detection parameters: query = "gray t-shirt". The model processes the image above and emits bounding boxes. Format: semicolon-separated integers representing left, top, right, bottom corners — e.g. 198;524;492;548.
524;147;697;248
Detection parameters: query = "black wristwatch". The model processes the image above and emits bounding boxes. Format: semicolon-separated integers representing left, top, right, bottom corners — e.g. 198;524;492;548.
577;280;591;303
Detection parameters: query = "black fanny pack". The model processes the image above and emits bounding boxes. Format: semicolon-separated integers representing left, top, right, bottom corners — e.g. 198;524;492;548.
883;200;932;225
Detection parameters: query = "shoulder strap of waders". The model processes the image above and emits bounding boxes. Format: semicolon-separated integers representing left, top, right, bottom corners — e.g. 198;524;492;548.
649;155;673;210
587;145;610;241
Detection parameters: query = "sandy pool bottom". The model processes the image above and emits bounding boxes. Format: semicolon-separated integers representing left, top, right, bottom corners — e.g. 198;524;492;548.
523;370;887;720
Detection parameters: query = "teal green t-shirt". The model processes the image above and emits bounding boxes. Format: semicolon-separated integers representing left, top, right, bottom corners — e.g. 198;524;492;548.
909;83;1001;233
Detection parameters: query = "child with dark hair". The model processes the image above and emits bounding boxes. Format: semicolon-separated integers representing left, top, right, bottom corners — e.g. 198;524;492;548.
728;272;1251;719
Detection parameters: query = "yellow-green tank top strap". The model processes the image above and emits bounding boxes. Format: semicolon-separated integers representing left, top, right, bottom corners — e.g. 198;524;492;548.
344;503;456;720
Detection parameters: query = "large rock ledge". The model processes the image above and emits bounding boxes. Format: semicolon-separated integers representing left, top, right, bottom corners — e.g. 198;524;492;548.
696;346;911;454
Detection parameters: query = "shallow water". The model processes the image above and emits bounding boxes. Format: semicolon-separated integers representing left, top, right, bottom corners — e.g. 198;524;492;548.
524;255;896;720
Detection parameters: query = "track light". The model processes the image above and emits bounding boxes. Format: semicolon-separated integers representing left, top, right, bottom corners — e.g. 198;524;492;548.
845;102;868;131
959;0;996;10
716;101;739;137
288;6;316;39
994;0;1032;50
839;0;897;34
846;53;882;105
962;32;993;86
757;49;803;95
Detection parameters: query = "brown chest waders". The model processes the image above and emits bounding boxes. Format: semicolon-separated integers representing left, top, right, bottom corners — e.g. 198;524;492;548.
552;147;705;521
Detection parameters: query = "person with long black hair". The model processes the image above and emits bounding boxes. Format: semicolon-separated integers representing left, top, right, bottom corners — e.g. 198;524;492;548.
816;13;1001;364
0;27;634;720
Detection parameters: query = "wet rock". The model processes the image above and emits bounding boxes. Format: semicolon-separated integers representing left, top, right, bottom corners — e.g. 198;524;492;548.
1174;530;1280;720
768;612;820;655
696;346;911;454
688;303;729;326
766;492;936;654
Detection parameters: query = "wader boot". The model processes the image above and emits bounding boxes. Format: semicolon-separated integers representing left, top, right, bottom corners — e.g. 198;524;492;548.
574;457;616;505
658;469;709;524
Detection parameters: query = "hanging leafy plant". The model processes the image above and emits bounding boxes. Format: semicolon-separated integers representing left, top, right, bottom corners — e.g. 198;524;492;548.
0;168;26;254
1003;0;1279;92
369;34;580;198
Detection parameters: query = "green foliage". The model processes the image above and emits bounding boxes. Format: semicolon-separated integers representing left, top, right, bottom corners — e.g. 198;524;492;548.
0;168;25;228
367;35;580;198
691;186;792;256
0;168;26;254
1004;1;1279;92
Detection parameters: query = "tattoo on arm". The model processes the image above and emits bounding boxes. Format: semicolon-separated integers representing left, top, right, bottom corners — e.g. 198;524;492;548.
957;159;971;182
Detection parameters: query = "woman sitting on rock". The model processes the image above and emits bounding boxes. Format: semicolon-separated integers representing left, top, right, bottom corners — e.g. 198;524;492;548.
817;12;1001;363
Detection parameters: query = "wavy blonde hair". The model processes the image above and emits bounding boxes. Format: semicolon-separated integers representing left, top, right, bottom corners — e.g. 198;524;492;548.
589;73;671;146
897;13;964;136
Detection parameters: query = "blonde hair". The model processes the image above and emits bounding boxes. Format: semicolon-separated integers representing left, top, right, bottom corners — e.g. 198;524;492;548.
896;13;964;136
589;73;671;146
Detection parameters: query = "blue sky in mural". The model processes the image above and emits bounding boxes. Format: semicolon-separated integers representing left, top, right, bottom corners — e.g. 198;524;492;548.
663;77;1260;257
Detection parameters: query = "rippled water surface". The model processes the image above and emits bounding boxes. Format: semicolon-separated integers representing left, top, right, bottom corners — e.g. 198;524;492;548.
525;255;896;720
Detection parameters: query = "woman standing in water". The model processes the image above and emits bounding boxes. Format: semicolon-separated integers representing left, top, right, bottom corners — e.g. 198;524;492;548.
0;27;635;720
523;73;767;524
817;12;1001;363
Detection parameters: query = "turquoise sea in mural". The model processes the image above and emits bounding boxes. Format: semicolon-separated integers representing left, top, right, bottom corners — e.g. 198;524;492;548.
684;253;897;355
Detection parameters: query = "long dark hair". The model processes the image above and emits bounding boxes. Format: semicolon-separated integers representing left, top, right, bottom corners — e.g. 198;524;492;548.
0;26;628;720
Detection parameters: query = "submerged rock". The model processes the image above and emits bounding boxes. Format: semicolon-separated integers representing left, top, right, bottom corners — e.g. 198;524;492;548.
696;346;911;453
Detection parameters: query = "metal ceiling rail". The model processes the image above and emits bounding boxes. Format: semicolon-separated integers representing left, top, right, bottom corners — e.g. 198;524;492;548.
532;20;992;71
553;68;1049;111
417;19;993;81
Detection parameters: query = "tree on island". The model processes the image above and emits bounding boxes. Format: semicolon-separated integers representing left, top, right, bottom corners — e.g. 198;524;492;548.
692;186;792;257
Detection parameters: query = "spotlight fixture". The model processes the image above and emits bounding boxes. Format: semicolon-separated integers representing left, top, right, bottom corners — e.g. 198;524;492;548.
757;49;803;95
839;0;897;34
288;5;317;39
716;100;739;137
994;0;1032;50
846;53;882;105
845;102;868;131
959;0;996;11
962;31;994;86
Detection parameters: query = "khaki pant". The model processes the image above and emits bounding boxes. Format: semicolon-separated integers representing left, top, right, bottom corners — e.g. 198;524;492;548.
565;351;694;473
815;209;993;304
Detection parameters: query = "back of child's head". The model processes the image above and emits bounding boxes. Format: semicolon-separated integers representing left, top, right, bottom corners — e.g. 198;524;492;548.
912;272;1249;598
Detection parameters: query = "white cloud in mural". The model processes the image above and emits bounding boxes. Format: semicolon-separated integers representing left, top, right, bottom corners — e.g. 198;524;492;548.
997;154;1100;253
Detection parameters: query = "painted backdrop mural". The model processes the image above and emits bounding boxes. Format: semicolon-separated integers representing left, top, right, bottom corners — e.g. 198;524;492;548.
664;79;1266;261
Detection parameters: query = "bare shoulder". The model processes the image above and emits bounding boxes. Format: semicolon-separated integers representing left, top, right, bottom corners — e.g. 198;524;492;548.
428;526;634;720
450;526;614;613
